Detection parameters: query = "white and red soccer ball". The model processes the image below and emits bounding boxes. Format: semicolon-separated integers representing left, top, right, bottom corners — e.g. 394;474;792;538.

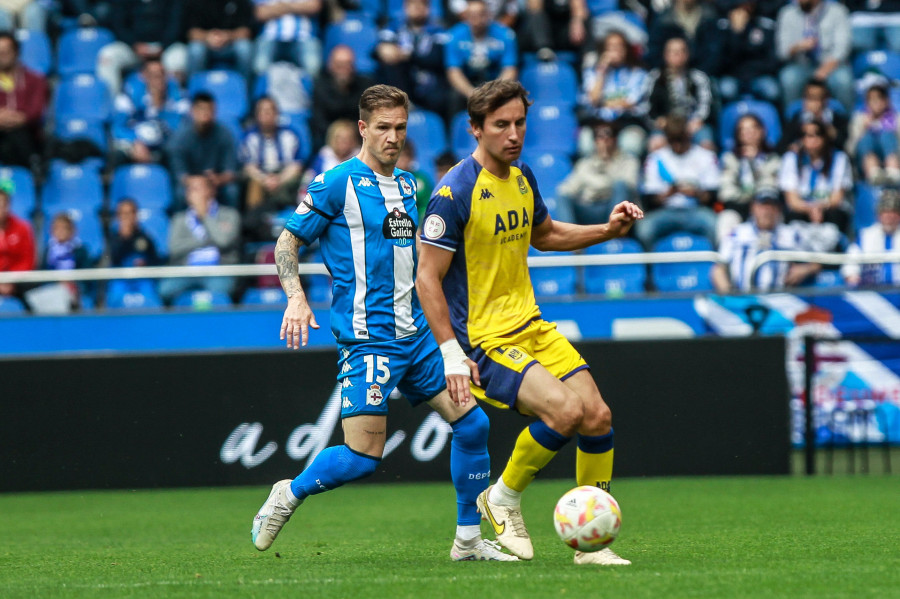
553;486;622;552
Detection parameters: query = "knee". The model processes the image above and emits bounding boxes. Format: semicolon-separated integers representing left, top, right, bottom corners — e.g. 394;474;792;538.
451;406;490;450
544;391;585;436
581;400;612;435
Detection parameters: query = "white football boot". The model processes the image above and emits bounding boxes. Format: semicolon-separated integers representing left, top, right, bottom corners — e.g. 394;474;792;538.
476;485;534;560
252;479;301;551
574;547;632;565
451;538;520;561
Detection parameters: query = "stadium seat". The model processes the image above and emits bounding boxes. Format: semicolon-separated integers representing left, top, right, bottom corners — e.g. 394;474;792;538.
854;182;878;233
528;247;578;297
651;233;715;292
450;111;476;159
525;103;578;156
587;0;618;15
55;27;115;77
187;70;249;121
43;205;105;262
323;17;379;75
302;249;333;305
0;166;37;217
105;279;163;310
407;109;448;164
172;289;233;309
583;238;647;296
241;287;288;306
110;164;174;211
852;50;900;79
719;99;781;152
41;162;106;259
16;29;51;75
382;0;444;27
54;74;112;122
54;117;107;152
520;61;578;107
252;69;313;116
523;152;573;219
278;112;313;163
811;270;845;289
139;211;169;258
0;296;26;313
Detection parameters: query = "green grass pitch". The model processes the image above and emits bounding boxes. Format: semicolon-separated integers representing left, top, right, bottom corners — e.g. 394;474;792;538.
1;476;897;599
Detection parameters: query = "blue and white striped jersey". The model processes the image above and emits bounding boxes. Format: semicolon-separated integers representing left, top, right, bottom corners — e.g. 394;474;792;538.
285;157;425;344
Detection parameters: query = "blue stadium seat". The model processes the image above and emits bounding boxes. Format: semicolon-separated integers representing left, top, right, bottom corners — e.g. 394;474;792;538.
54;117;107;152
651;233;715;292
252;69;313;116
587;0;619;15
0;166;36;217
138;211;169;258
303;249;333;305
105;279;163;310
43;205;105;262
528;247;578;297
852;50;900;79
525;103;578;156
54;74;112;122
523;152;573;219
719;99;781;152
584;238;647;296
241;287;288;306
854;182;878;234
407;109;448;164
278;112;313;163
451;111;476;159
811;270;845;289
16;29;51;75
172;289;233;308
110;164;173;211
41;162;106;260
382;0;444;27
56;27;114;77
520;61;578;107
187;70;249;121
324;17;379;75
0;296;26;313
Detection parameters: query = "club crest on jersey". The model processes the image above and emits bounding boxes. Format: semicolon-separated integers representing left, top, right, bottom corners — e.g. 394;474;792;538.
296;193;313;214
436;185;453;200
366;384;384;406
516;175;527;194
383;207;415;247
400;176;413;196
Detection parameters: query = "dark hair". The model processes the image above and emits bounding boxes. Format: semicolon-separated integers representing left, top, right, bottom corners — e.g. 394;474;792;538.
798;119;834;177
663;113;689;143
255;95;279;112
116;197;138;211
733;113;771;156
359;84;409;123
467;79;532;128
599;30;639;68
804;78;829;96
435;150;457;168
0;32;20;55
191;91;215;106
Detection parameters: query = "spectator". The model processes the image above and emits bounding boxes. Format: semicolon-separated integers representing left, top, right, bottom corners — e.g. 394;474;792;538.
167;92;239;207
184;0;254;80
97;0;188;95
55;1;113;28
847;77;900;186
161;174;241;303
253;0;323;77
0;184;35;298
842;187;900;286
112;58;189;166
0;32;47;168
646;0;721;75
302;118;358;188
241;97;305;241
0;1;48;32
579;30;647;157
434;150;457;183
718;113;782;239
778;78;848;153
716;0;780;105
517;0;588;57
712;188;819;292
311;45;373;151
376;0;451;121
779;119;853;234
640;36;715;152
109;198;159;267
448;0;520;28
396;140;434;222
776;0;854;112
445;0;518;109
43;211;90;309
557;120;640;225
637;115;720;248
845;0;900;53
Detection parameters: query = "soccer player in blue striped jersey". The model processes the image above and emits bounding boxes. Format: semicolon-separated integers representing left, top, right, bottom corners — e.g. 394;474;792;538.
251;85;516;561
416;79;643;565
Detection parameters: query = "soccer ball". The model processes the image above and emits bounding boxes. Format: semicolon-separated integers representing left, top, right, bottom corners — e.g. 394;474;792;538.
553;486;622;552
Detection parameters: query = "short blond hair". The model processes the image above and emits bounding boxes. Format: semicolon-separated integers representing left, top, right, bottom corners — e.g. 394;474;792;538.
359;84;409;123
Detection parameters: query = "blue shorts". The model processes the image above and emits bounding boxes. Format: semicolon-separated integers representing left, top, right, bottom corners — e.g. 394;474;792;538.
336;332;445;418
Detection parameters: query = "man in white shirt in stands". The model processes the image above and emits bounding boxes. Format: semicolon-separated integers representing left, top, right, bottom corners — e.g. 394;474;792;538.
842;188;900;287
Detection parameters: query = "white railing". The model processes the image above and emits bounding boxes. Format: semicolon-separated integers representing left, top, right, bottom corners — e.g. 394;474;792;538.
750;250;900;288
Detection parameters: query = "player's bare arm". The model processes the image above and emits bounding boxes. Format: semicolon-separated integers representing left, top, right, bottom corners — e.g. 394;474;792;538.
416;243;480;406
275;228;320;349
531;201;644;252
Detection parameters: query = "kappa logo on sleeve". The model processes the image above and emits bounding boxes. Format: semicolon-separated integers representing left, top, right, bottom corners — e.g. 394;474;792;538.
436;185;454;200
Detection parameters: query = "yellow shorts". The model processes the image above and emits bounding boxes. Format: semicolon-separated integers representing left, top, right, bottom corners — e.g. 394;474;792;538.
468;318;588;412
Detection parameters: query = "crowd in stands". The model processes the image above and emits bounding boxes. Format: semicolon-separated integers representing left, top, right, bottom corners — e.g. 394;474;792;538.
0;0;900;312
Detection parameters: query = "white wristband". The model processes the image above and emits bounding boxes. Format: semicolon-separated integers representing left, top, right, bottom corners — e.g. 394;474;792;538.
439;339;471;378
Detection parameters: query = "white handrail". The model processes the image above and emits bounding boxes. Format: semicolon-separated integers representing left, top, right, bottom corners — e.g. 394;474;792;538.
749;250;900;290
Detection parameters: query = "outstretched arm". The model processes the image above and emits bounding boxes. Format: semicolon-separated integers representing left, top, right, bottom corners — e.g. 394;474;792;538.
275;228;319;349
531;201;643;252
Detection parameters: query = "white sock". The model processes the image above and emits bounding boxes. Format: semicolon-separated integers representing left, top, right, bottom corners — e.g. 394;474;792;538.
488;476;522;507
284;484;301;508
456;524;481;544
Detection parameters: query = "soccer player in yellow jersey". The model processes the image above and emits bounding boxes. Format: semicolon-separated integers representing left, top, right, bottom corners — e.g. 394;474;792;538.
416;79;643;566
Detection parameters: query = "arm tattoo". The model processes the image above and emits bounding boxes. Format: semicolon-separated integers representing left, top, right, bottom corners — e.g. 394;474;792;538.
274;230;304;298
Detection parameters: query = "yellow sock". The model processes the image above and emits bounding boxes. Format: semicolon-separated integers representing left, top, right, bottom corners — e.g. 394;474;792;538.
576;430;615;492
501;421;571;492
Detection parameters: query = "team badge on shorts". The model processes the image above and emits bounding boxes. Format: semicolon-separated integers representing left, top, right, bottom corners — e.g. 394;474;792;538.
366;384;384;406
506;348;526;363
383;207;415;247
